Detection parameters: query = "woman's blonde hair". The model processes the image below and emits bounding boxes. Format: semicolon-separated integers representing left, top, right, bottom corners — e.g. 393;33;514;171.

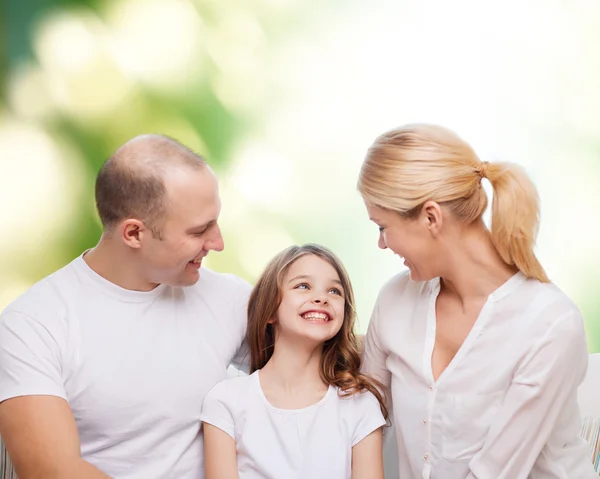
358;123;549;283
247;244;389;419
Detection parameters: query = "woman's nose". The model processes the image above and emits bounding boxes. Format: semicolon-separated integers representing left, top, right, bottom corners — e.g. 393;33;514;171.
378;233;387;250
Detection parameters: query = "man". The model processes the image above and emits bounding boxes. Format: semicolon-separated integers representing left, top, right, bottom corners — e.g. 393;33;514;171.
0;135;251;478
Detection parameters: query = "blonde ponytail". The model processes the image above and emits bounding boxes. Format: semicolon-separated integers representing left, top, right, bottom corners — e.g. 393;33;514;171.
484;162;549;282
358;123;550;283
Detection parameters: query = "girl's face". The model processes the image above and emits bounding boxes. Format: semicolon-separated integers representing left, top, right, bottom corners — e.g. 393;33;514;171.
273;254;345;345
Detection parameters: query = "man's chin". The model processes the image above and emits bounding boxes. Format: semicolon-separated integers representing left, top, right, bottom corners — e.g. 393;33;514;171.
163;270;201;288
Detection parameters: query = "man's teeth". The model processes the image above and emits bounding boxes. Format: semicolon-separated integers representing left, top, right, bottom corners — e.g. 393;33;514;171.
302;312;329;321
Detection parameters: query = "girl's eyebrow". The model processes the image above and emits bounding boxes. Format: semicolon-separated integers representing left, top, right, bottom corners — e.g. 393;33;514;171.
287;274;312;284
287;274;343;286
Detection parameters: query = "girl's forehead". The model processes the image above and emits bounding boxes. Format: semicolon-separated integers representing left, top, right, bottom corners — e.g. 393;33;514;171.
283;255;341;282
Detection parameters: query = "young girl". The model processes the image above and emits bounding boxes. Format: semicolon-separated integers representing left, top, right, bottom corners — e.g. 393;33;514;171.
201;244;388;479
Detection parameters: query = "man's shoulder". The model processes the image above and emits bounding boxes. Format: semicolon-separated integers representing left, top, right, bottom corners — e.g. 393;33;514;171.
194;268;252;298
3;259;80;320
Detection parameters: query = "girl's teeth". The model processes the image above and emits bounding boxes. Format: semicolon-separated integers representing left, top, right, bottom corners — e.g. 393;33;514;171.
302;313;329;321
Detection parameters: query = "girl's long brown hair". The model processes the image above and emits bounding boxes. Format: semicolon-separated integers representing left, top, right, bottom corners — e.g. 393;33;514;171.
247;243;389;420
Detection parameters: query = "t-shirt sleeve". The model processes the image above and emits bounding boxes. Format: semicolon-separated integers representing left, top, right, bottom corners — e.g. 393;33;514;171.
228;278;252;374
351;391;387;447
0;309;67;403
230;339;250;375
200;380;236;439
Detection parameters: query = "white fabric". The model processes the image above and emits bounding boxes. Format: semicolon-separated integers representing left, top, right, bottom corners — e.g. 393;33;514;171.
200;371;386;479
579;354;600;419
363;271;597;479
0;254;251;479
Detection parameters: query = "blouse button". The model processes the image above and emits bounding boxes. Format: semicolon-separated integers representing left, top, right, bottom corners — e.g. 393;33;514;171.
422;419;427;424
424;454;429;460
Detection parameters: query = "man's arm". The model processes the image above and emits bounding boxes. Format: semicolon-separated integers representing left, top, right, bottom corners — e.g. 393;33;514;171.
0;308;110;479
0;396;110;479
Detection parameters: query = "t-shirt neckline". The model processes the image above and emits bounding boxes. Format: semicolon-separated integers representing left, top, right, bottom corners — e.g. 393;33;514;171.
253;370;335;414
73;252;168;303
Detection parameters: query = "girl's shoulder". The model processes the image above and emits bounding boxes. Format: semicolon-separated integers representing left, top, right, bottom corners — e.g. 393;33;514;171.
203;371;255;406
334;388;383;413
333;388;387;444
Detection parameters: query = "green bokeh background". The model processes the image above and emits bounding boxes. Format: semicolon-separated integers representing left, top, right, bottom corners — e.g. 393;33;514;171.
1;0;599;350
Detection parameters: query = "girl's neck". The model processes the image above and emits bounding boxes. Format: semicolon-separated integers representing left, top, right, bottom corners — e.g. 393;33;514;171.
259;336;329;407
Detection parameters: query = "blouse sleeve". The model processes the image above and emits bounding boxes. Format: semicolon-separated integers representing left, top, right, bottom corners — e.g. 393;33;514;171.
467;309;590;479
362;297;392;390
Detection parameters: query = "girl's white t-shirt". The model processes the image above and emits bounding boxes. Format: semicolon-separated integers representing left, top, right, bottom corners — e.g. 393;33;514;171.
200;371;386;479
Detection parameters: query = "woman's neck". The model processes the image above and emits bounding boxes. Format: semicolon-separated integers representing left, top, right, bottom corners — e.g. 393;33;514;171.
440;222;517;304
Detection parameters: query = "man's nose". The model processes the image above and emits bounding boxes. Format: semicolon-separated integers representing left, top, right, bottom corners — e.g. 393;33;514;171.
207;225;224;252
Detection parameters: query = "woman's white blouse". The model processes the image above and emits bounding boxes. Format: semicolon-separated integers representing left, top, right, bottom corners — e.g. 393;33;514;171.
362;271;596;479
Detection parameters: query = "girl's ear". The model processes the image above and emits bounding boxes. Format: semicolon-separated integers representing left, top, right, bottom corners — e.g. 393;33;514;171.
267;315;277;324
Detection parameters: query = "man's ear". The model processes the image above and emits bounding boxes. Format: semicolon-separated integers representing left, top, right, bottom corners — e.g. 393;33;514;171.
120;219;148;249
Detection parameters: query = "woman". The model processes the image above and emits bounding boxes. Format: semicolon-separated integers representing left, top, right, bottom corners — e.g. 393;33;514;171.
201;244;387;479
358;124;596;478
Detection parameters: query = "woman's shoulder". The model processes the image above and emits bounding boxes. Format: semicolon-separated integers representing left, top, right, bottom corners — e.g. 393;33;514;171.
509;277;587;350
518;277;583;323
377;270;436;306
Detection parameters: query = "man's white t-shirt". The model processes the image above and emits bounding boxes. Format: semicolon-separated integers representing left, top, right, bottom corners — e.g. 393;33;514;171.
200;371;386;479
0;254;251;479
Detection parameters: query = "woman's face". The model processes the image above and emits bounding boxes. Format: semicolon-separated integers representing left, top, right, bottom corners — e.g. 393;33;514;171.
365;203;440;282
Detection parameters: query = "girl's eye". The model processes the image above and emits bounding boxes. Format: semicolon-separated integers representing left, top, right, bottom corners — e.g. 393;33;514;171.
378;226;385;232
295;283;309;290
329;287;343;296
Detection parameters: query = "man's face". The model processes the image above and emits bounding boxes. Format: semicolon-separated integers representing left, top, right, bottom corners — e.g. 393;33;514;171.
141;167;224;287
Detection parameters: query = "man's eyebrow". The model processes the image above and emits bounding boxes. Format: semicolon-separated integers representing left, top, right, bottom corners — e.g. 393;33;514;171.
186;220;216;233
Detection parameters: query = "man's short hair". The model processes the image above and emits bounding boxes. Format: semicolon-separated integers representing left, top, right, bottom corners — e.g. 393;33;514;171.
95;135;206;237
